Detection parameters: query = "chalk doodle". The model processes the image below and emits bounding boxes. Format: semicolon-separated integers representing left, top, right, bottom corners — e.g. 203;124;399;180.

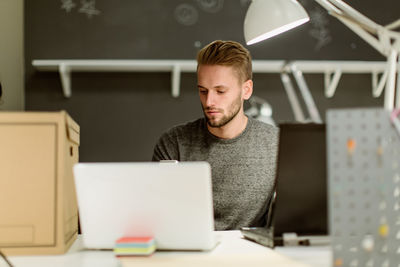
60;0;101;18
78;0;101;19
196;0;224;13
174;0;226;26
194;40;202;48
61;0;76;13
308;7;332;51
174;3;199;26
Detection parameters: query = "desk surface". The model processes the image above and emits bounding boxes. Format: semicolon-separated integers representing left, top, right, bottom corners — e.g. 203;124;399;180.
6;231;331;267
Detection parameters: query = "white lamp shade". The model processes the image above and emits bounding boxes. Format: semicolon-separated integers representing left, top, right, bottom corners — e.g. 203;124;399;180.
244;0;310;45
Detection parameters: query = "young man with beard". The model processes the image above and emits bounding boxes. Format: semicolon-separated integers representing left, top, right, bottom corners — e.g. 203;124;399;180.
152;40;279;231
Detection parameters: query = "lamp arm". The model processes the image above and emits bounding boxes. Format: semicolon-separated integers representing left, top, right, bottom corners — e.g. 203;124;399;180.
396;61;400;108
313;0;399;59
291;65;323;123
384;49;398;110
386;19;400;31
313;0;342;16
387;31;400;40
333;14;388;57
249;95;264;104
315;0;380;33
280;73;306;122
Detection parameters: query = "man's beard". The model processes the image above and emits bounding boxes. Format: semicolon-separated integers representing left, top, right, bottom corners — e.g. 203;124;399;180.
203;96;242;128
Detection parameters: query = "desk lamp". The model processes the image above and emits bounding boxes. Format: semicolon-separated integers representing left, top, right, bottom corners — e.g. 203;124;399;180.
245;95;276;125
244;0;400;110
244;2;400;266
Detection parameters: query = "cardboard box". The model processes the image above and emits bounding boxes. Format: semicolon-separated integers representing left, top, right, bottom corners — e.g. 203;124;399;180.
0;111;80;255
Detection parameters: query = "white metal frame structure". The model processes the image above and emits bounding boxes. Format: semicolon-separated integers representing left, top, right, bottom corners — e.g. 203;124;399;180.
33;59;389;98
314;0;400;110
244;0;400;110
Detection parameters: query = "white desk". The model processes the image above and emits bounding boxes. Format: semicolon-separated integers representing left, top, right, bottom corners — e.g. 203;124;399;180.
5;231;331;267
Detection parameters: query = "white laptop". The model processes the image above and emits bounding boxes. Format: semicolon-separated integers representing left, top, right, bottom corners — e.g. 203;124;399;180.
73;161;215;251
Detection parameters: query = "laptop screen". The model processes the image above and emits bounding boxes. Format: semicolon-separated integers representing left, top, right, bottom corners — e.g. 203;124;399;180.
272;123;327;237
74;162;215;250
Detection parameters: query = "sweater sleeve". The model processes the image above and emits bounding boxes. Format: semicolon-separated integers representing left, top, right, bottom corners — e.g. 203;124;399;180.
152;128;180;161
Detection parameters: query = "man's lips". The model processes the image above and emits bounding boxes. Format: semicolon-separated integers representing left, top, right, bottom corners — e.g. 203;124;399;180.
206;110;220;116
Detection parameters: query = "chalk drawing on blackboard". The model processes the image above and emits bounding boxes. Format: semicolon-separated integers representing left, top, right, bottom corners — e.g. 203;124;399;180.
196;0;224;13
174;3;199;26
194;41;202;48
61;0;76;13
308;7;332;51
78;0;101;19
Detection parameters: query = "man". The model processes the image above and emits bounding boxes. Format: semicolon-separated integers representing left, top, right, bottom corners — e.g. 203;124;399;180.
152;40;279;230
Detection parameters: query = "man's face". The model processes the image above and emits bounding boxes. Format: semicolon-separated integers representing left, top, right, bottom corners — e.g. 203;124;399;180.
197;65;246;128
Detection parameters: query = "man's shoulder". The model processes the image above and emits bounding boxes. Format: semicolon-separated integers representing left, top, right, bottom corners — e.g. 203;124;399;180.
250;118;279;136
152;118;205;161
160;118;205;138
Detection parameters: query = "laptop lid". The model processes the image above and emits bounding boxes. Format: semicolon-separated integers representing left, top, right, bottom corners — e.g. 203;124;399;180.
73;162;215;250
271;123;327;237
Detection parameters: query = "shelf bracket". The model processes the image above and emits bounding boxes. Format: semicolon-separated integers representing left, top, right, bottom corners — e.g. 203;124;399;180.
171;64;181;98
372;70;388;97
59;63;72;98
324;68;342;98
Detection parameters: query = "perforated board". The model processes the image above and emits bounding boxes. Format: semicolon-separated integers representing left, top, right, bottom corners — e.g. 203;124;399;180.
327;108;400;267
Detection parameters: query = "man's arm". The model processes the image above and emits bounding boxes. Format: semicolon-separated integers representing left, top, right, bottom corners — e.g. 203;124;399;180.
152;129;180;161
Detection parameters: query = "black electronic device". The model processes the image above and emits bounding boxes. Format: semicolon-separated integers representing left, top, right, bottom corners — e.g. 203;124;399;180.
241;123;328;247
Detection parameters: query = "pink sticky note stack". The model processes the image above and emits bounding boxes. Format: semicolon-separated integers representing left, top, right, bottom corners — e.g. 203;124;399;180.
114;237;156;256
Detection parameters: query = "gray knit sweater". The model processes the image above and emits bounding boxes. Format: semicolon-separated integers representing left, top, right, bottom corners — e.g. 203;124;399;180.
152;117;279;230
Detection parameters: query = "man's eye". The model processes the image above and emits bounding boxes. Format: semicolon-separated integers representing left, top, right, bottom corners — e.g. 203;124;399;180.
217;91;225;94
199;90;207;94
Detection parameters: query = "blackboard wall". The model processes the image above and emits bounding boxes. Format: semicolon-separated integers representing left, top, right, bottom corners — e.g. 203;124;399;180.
25;0;398;161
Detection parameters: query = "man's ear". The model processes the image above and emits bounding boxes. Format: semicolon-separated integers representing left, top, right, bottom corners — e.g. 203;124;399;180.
242;79;253;100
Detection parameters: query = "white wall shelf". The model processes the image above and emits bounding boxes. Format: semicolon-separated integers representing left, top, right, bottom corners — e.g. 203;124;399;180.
32;59;391;99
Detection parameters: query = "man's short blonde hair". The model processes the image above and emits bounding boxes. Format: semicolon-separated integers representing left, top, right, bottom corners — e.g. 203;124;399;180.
197;40;252;83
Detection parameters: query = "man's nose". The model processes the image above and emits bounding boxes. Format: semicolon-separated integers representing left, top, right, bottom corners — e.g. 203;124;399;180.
205;91;216;107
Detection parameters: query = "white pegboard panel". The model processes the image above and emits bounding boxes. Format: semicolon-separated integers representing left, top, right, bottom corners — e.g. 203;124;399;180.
327;108;400;267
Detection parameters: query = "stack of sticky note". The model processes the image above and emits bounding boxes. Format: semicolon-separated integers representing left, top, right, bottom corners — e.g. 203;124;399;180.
114;237;156;256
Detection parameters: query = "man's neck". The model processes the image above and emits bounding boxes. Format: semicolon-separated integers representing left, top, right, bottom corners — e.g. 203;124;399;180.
207;113;249;139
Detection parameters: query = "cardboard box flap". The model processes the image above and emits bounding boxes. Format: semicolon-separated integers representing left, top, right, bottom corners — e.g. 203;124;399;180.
63;111;80;146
